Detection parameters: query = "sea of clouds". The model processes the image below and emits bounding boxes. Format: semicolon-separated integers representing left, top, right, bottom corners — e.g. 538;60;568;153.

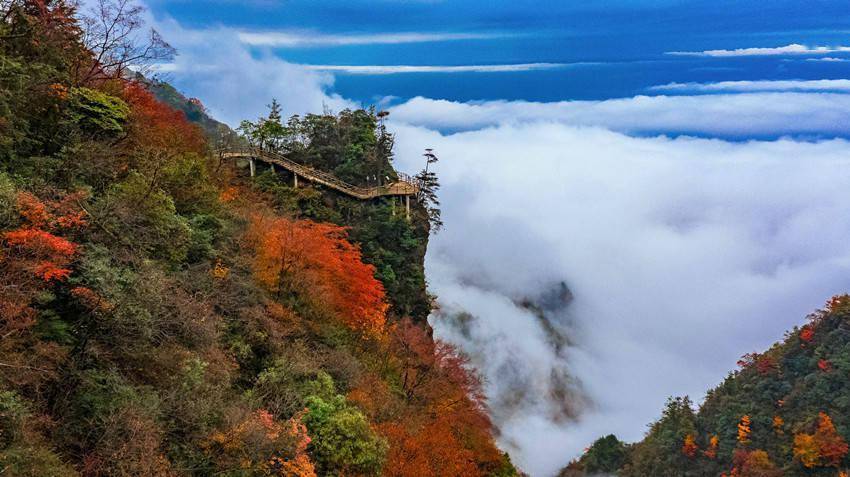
390;121;850;475
133;7;850;476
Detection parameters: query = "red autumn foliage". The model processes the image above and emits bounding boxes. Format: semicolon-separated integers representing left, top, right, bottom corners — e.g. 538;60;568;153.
738;353;757;369
738;353;778;374
219;186;239;203
818;359;832;372
756;357;778;374
1;190;84;320
247;213;388;336
16;190;88;231
380;418;480;477
815;413;848;467
1;190;84;390
390;318;485;408
24;0;79;29
800;326;815;344
4;228;76;281
375;319;503;475
122;81;206;157
16;191;51;227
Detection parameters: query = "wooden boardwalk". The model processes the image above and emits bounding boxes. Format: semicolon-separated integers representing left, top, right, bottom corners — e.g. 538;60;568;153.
219;147;420;200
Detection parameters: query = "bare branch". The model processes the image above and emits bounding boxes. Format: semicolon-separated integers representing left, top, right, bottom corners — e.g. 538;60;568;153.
78;0;175;85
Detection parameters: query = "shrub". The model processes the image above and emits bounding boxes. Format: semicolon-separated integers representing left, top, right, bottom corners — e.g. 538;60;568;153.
253;348;326;417
98;173;190;263
0;391;29;448
0;173;16;229
303;394;387;476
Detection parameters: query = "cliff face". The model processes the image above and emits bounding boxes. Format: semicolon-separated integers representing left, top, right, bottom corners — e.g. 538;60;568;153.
566;296;850;476
0;3;514;475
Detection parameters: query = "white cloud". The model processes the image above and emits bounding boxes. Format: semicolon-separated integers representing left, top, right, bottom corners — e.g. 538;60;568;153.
301;62;572;75
388;118;850;476
146;62;181;73
651;79;850;93
667;43;850;57
237;30;501;47
389;93;850;137
146;18;353;126
806;57;850;63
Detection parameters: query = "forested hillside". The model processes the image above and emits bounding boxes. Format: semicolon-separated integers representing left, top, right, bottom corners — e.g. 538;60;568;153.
144;77;236;146
0;1;515;476
563;296;850;477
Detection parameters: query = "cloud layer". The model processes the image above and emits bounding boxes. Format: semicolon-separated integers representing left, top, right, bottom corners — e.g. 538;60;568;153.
390;93;850;138
301;62;571;75
667;43;850;57
237;30;502;47
389;118;850;476
651;79;850;93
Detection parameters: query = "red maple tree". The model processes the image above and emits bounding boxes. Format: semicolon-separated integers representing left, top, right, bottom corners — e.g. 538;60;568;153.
119;82;206;193
247;213;388;336
1;191;85;332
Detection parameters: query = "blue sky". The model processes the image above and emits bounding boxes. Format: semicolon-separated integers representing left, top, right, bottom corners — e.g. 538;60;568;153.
134;2;850;476
146;0;850;105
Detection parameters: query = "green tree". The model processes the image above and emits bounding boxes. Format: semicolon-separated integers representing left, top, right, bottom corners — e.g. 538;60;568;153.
415;148;443;231
303;394;388;476
580;434;629;474
623;397;699;477
66;87;129;137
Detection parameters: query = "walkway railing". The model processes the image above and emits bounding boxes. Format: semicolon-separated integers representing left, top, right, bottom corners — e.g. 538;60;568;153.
218;147;420;200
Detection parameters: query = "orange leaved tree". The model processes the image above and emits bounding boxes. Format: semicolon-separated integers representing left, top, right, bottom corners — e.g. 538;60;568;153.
682;434;698;458
377;319;503;476
380;417;479;477
247;213;388;336
205;409;316;477
738;415;752;445
794;412;850;469
729;449;782;477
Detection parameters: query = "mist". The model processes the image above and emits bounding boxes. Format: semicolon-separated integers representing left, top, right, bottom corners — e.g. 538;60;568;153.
390;118;850;476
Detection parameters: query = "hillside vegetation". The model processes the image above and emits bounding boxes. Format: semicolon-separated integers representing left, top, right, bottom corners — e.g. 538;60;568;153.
0;1;515;476
563;296;850;477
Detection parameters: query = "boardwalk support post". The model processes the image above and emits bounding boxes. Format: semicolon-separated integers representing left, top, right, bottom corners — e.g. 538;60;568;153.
405;195;410;221
294;173;298;188
249;158;255;177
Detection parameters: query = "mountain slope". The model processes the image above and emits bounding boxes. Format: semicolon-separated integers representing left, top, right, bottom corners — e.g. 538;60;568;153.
0;3;515;476
141;75;238;145
565;296;850;476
